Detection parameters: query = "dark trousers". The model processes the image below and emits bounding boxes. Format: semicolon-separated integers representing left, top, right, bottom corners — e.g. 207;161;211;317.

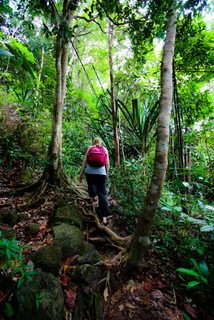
85;173;109;217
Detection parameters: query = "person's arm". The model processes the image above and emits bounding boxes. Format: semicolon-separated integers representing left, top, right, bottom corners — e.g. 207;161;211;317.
105;149;110;180
78;148;89;182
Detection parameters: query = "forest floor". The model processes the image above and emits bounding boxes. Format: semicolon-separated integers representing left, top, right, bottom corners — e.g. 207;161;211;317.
0;167;213;320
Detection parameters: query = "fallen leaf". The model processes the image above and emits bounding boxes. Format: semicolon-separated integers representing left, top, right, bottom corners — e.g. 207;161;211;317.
65;288;76;307
59;274;69;286
64;256;78;265
119;304;124;311
125;302;136;309
144;281;154;291
64;265;69;274
158;280;169;289
111;290;122;305
183;304;198;319
104;287;109;302
39;224;46;231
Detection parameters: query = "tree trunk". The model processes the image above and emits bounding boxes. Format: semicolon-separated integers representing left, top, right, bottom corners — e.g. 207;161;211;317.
108;21;120;167
35;45;44;97
43;2;75;186
126;9;176;268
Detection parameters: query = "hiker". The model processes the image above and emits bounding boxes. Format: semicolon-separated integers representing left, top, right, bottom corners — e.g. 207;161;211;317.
78;137;110;226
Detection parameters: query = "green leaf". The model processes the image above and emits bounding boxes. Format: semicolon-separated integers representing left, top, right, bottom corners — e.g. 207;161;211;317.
36;299;41;310
199;261;209;279
182;310;191;320
201;276;208;284
197;247;204;255
17;276;24;289
15;57;23;68
5;302;15;318
187;281;201;287
0;48;14;57
190;258;203;276
37;292;46;299
205;205;214;211
161;206;172;211
176;268;200;277
6;248;11;259
5;44;35;79
200;225;214;232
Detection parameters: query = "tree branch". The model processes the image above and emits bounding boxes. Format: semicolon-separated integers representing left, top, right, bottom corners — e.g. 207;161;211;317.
74;15;106;33
96;0;147;26
49;0;60;22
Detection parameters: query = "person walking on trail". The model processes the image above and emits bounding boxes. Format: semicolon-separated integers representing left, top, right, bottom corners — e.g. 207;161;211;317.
78;137;110;226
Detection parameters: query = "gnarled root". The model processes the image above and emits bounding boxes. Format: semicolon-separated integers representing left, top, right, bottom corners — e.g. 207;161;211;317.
80;205;132;247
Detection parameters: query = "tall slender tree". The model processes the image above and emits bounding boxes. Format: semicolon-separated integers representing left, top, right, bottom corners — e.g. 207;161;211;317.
126;8;177;267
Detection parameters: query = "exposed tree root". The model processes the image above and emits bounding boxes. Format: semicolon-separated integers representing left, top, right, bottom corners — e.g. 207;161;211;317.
24;179;48;209
79;204;132;247
71;182;88;198
0;178;43;197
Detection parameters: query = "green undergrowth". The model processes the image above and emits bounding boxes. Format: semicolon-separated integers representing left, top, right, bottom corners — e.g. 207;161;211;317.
110;161;214;311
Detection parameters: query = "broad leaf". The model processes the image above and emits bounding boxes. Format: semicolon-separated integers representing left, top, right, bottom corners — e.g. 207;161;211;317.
187;281;201;287
176;268;200;277
0;48;14;57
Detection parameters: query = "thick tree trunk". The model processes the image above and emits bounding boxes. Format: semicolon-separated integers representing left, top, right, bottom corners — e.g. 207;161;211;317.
43;2;74;186
108;21;120;167
126;9;176;268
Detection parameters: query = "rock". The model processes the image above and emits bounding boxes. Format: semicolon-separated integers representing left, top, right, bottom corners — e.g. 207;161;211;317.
72;241;102;266
18;213;28;222
23;223;40;236
0;210;18;225
94;293;104;320
49;200;83;229
72;290;83;320
52;223;84;258
79;241;95;255
71;264;102;285
72;250;102;266
84;292;104;320
15;268;64;320
0;228;16;240
29;245;63;276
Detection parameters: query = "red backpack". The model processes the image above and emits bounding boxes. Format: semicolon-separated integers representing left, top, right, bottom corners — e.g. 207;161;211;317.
87;145;107;167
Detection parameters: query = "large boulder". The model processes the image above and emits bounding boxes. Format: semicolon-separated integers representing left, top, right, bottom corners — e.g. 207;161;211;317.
72;250;102;266
15;268;64;320
29;244;63;276
52;223;84;258
0;210;18;225
18;213;28;222
49;200;83;229
0;228;16;240
79;241;95;255
23;223;40;236
71;264;102;286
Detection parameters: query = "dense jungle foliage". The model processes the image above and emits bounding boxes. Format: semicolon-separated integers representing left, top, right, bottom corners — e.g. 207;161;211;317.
0;0;214;319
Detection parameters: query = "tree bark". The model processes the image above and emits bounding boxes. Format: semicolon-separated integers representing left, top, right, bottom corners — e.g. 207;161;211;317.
108;21;120;167
126;9;177;268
